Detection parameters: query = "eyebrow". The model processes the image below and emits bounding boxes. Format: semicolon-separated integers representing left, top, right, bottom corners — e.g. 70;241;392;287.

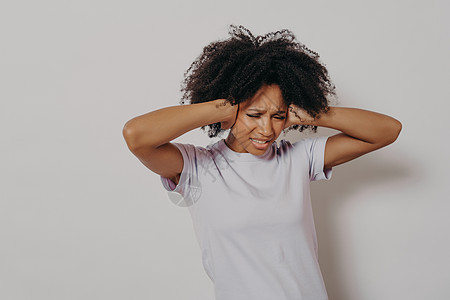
247;108;287;114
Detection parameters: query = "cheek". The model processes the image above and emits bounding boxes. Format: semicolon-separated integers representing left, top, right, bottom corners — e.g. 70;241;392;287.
268;120;284;137
276;120;286;130
232;118;253;138
276;121;286;133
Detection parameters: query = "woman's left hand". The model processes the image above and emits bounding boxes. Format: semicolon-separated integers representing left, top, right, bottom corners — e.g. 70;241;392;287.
284;104;316;129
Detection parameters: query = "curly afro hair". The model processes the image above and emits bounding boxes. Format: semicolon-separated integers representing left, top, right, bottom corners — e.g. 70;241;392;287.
179;24;338;138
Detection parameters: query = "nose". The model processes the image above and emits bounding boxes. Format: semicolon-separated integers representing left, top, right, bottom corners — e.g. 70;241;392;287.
258;117;273;137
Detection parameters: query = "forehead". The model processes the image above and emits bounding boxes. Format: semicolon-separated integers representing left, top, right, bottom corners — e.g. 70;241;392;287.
243;84;286;111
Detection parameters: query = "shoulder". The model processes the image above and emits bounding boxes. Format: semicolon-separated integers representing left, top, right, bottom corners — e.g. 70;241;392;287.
277;137;315;152
170;141;219;162
278;136;329;158
291;136;328;150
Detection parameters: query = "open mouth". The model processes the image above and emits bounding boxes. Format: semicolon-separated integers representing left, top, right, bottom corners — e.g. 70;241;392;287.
250;138;272;150
250;138;270;144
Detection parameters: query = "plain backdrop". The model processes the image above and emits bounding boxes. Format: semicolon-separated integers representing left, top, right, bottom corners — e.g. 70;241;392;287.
1;0;449;299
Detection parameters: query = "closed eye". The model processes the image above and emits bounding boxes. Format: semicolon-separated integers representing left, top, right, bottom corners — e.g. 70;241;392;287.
247;114;286;120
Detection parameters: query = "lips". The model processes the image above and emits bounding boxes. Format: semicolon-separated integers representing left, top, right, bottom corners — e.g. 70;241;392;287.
250;137;272;151
250;138;270;144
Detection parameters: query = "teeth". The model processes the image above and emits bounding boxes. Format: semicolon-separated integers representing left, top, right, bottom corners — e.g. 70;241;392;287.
251;138;268;144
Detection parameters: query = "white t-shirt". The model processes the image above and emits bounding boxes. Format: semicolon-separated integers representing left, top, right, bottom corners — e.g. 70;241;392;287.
160;137;332;300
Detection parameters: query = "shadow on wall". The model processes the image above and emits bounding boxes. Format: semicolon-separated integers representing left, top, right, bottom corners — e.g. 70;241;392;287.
310;145;421;300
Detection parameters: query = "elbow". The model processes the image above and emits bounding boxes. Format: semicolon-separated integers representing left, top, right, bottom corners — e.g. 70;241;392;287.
386;119;402;144
122;120;159;151
122;121;139;151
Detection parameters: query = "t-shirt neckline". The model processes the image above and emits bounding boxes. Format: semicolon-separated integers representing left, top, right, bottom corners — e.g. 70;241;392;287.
216;138;274;162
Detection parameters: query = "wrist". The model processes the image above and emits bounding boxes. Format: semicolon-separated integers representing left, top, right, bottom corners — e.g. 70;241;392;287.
313;107;335;127
212;99;235;120
209;99;238;129
287;105;318;127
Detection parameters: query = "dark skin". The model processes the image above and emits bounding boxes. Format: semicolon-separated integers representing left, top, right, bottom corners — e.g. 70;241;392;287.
222;84;402;170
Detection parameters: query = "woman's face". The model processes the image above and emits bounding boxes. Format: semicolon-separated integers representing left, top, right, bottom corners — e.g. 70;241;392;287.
225;84;287;155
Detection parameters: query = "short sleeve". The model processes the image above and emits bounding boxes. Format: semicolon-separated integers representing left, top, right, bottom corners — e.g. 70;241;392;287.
302;136;333;181
159;142;202;199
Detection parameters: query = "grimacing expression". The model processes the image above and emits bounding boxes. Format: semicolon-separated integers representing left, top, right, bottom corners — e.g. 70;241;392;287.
225;84;287;155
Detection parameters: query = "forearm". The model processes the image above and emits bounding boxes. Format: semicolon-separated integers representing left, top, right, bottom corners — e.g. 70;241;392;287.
313;107;402;144
123;100;231;150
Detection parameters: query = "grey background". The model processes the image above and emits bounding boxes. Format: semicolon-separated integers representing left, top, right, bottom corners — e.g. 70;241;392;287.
1;0;449;299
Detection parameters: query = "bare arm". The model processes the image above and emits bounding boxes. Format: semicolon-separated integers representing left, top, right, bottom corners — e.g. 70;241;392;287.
285;106;402;169
122;99;238;184
123;99;237;150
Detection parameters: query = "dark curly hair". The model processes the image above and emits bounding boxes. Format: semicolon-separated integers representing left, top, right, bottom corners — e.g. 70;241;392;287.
179;24;338;138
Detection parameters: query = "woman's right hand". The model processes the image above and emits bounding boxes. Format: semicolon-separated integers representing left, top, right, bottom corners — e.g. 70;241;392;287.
213;99;239;130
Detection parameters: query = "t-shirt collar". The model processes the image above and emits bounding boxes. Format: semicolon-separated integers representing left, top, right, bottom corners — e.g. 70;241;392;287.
216;138;274;162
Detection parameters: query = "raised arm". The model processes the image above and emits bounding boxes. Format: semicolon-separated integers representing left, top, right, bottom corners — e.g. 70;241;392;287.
122;99;237;184
285;106;402;169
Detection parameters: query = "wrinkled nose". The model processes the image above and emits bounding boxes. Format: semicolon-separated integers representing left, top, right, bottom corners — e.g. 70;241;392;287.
258;118;273;136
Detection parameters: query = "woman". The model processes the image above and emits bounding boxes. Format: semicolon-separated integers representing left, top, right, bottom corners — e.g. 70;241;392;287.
122;25;402;300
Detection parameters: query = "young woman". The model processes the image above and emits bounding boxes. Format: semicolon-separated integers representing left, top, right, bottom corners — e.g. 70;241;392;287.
122;25;402;300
